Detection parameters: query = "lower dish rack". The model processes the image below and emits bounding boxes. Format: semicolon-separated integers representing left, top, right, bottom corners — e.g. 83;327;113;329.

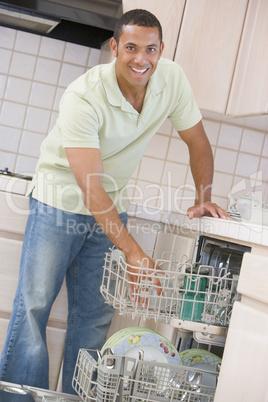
100;248;240;337
72;349;219;402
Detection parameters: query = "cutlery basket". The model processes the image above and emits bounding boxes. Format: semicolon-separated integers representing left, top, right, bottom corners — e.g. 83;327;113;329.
101;248;240;336
72;349;218;402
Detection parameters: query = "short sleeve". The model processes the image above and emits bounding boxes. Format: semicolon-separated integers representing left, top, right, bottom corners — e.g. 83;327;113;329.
168;67;202;132
59;91;100;149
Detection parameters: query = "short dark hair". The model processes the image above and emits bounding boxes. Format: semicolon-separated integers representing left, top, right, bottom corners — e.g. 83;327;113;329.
113;9;163;44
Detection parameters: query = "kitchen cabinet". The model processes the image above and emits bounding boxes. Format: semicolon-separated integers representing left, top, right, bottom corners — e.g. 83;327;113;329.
0;192;68;391
214;252;268;401
174;0;248;114
122;0;185;60
226;0;268;117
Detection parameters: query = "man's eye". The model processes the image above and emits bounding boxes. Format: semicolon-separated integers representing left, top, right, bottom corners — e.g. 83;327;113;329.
126;46;135;51
148;48;157;53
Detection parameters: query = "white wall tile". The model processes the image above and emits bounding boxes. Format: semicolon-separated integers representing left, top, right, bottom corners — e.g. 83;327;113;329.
211;145;216;156
14;31;41;54
218;123;242;150
202;119;220;146
63;42;89;66
48;112;59;132
34;58;61;84
162;161;188;188
212;172;233;197
144;134;169;159
259;158;268;182
132;180;160;207
0;27;16;49
87;48;101;68
9;52;36;79
29;82;56;109
131;161;140;179
138;156;164;183
235;153;260;177
125;178;136;200
214;148;238;174
0;101;26;128
39;37;65;60
263;135;268;157
158;119;173;136
135;205;162;222
156;185;183;213
0;150;16;170
0;74;7;98
24;107;51;134
5;77;31;103
58;63;85;88
0;49;12;73
19;131;46;157
53;87;65;111
240;129;265;155
0;126;21;152
166;137;189;164
15;155;38;175
231;175;249;195
180;189;195;214
210;196;228;210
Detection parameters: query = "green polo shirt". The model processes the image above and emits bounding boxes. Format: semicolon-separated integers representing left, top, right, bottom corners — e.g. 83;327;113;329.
30;57;202;215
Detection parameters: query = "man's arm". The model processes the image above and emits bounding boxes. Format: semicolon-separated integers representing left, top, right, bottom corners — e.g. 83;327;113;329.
65;147;161;295
178;120;231;220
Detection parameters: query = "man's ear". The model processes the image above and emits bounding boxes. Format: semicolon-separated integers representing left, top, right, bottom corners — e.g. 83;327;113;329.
160;41;165;57
110;37;118;57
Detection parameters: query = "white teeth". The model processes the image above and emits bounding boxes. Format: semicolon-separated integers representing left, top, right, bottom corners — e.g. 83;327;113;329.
131;67;147;74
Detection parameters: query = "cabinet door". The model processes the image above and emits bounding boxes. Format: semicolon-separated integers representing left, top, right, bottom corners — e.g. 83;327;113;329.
174;0;248;114
215;251;268;401
226;0;268;116
122;0;185;60
0;192;28;235
214;302;268;402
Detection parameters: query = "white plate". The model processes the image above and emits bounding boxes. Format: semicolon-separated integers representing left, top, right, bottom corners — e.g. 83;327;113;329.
101;327;182;366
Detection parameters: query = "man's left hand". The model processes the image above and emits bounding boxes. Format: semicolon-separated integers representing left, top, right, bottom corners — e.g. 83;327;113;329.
187;201;231;220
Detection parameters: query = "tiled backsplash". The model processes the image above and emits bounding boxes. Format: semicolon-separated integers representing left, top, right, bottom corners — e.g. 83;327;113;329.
0;26;267;213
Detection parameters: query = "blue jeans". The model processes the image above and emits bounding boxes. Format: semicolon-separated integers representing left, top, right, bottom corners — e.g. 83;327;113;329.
0;197;127;394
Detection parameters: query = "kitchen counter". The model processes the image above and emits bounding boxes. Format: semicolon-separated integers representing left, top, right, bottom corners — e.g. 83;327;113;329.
127;202;268;253
0;190;267;249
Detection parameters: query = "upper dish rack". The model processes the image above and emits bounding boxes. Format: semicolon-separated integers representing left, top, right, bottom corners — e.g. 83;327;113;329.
101;248;240;337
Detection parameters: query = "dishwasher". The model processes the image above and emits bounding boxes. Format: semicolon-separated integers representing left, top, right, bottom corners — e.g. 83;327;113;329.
72;234;251;401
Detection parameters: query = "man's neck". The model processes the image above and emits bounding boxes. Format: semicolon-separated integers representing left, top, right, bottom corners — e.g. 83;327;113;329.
120;84;147;113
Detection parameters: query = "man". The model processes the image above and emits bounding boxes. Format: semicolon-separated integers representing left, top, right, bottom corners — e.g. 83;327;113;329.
0;9;230;395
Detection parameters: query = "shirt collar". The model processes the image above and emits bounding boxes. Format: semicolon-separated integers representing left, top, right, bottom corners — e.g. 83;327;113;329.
102;59;122;107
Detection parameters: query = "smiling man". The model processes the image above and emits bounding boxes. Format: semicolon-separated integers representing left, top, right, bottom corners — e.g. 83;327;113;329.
0;9;230;395
110;23;164;112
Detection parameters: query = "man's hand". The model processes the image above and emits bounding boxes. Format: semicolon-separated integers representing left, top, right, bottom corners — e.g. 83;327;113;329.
125;249;163;305
187;201;231;220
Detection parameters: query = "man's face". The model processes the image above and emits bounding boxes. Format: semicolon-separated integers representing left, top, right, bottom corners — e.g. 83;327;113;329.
110;24;164;92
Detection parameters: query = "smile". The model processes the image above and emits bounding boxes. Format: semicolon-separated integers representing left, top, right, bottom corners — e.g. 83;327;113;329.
130;67;149;74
